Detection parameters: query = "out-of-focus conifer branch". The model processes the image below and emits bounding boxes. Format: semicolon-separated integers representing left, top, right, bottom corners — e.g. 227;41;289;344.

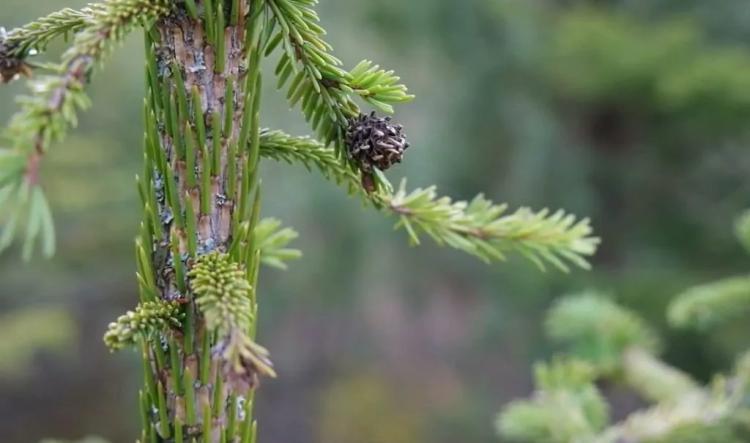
0;0;172;258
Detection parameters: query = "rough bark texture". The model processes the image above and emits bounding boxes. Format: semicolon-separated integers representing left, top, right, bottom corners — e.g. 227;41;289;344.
155;9;247;294
137;3;261;441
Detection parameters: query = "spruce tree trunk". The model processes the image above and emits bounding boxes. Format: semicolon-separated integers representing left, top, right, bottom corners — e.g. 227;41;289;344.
137;3;264;441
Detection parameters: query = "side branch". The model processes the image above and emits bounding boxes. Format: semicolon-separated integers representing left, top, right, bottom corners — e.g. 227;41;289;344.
384;182;599;271
668;275;750;330
7;0;172;156
259;131;599;271
259;129;363;192
265;0;414;159
0;0;172;258
597;354;750;443
2;7;94;62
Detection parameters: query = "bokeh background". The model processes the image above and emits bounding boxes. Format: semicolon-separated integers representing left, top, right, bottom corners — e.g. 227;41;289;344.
2;0;750;441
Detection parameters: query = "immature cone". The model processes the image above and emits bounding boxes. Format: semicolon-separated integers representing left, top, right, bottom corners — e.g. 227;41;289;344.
346;111;409;174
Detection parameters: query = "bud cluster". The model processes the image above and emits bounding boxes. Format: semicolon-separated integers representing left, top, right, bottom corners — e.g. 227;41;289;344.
188;252;253;333
104;300;183;350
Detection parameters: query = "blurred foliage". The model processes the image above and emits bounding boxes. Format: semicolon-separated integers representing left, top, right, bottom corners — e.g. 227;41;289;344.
548;8;750;129
498;359;608;442
39;438;109;443
317;375;425;443
499;289;750;443
499;212;750;442
666;211;750;336
546;293;660;374
2;0;750;442
0;306;76;378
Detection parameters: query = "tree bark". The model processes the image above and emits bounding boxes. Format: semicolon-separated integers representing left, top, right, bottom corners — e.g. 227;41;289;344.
137;3;262;441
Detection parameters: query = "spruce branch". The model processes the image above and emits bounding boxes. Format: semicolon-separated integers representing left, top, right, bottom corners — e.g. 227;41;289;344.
621;347;700;405
103;300;183;351
1;6;94;62
668;275;750;330
596;354;750;443
255;218;302;270
598;403;741;443
546;293;661;371
265;0;353;147
260;129;363;191
545;293;701;404
0;0;172;258
265;0;413;156
500;295;750;443
347;60;415;114
270;4;598;269
667;210;750;330
496;359;609;443
259;130;599;271
385;182;598;272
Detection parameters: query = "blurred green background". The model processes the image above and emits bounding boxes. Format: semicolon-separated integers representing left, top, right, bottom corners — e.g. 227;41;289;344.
2;0;750;442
